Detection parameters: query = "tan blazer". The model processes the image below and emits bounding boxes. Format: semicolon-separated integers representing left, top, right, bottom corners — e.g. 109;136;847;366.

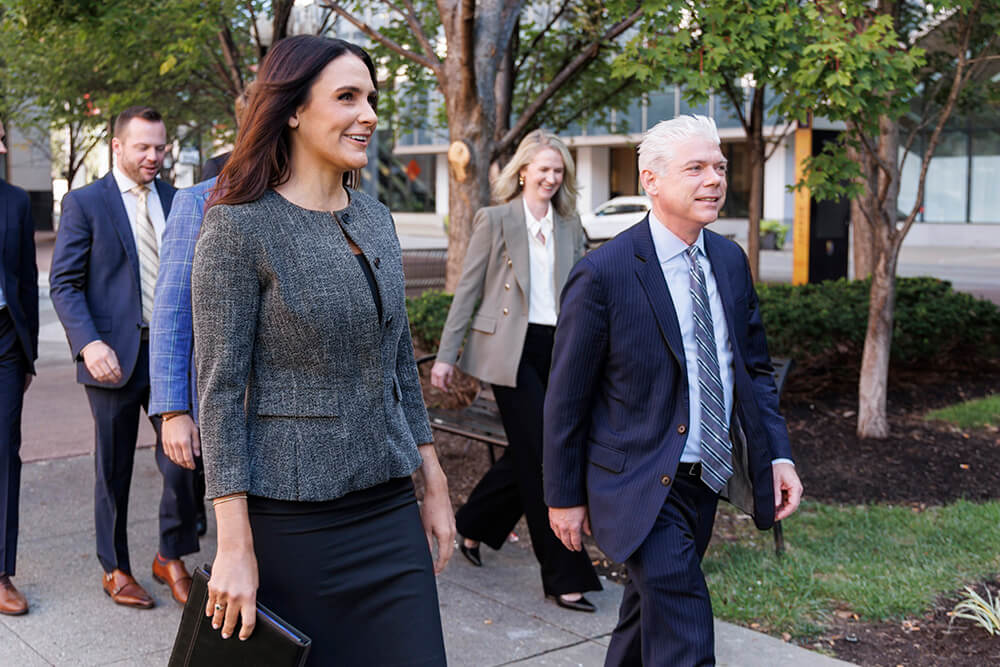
437;197;585;387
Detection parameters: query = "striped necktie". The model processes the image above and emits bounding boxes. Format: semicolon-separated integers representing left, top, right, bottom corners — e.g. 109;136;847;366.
132;185;158;324
685;245;733;493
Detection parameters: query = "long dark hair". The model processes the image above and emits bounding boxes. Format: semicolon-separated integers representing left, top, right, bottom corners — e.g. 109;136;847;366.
211;36;377;207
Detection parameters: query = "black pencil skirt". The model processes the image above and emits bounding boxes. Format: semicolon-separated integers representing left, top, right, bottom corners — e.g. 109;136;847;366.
248;477;446;666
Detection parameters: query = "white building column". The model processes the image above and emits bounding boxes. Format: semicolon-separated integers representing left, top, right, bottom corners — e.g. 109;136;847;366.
435;153;449;217
763;135;793;225
574;146;610;215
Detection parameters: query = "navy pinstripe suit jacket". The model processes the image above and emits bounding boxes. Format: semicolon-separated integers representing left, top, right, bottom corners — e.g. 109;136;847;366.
543;217;792;563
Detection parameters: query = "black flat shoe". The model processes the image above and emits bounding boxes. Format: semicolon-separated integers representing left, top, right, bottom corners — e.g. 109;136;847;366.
550;594;596;613
459;543;482;567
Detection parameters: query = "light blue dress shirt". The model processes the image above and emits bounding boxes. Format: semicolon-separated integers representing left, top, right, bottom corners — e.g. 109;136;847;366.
648;213;735;464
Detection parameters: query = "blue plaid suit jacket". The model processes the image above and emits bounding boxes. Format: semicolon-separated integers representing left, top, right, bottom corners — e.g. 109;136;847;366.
149;178;216;420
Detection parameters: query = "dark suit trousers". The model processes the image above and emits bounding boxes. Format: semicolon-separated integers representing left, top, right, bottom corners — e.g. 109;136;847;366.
605;472;720;667
456;324;601;597
84;340;199;573
0;309;26;576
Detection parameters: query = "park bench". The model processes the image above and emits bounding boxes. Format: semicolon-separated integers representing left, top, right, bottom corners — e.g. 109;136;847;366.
417;354;794;556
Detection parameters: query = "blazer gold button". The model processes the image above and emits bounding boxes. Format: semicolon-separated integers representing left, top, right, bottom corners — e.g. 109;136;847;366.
677;424;687;434
504;283;510;290
660;474;671;487
503;308;509;315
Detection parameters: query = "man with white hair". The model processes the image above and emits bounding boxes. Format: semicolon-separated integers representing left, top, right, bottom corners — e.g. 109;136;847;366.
544;115;802;665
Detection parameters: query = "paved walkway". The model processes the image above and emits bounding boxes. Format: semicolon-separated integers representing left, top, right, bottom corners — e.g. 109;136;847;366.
0;233;862;665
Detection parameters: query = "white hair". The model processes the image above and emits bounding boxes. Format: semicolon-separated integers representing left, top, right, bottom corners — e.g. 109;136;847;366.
637;115;721;176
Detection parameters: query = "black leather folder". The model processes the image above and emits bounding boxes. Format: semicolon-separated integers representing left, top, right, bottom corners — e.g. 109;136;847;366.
168;565;311;667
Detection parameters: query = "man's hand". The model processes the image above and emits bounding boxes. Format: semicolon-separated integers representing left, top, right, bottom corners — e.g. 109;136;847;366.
549;505;591;552
162;414;201;470
430;361;455;392
81;340;122;384
772;462;803;522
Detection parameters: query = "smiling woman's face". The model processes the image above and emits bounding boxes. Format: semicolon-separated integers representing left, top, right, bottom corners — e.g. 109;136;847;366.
288;54;378;175
519;147;565;206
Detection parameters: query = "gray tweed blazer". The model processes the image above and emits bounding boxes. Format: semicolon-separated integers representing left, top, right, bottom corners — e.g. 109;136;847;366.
192;189;431;501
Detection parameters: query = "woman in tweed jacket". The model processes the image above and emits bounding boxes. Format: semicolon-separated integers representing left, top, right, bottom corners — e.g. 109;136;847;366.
191;36;453;666
430;131;601;612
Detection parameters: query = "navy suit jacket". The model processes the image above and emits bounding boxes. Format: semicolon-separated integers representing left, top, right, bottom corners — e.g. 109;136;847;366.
0;179;38;373
543;218;792;563
50;172;175;388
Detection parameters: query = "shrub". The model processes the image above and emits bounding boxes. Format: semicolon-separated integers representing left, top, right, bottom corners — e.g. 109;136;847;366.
757;277;1000;371
406;290;454;351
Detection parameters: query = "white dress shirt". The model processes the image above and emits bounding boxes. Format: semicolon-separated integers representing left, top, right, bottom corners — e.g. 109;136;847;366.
523;198;557;326
648;213;735;464
112;167;167;254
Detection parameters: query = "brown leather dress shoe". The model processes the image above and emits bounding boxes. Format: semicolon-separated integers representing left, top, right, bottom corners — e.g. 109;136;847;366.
152;556;192;605
102;569;154;609
0;576;28;615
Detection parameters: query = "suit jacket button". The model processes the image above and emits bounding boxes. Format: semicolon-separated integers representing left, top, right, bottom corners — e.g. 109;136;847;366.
677;424;687;434
503;308;509;315
504;283;510;290
660;474;671;487
374;257;380;268
507;259;513;267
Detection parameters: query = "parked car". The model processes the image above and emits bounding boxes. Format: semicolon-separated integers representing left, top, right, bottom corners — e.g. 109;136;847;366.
580;196;650;247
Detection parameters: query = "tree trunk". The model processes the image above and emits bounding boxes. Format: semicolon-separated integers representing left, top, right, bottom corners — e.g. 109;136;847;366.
745;88;765;282
857;232;898;438
857;114;901;438
847;140;875;278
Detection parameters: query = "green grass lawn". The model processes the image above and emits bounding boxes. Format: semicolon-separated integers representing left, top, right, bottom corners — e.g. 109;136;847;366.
704;500;1000;638
926;394;1000;429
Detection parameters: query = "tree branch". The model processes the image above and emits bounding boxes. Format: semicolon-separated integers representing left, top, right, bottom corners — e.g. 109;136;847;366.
900;0;978;239
398;0;439;63
216;22;245;94
514;0;572;77
319;1;441;73
764;121;796;161
496;5;644;157
720;78;749;134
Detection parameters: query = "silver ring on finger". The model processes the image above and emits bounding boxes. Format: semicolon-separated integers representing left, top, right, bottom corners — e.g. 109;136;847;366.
214;603;224;611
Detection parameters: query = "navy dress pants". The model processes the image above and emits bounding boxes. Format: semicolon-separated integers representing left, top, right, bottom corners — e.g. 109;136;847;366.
0;309;26;576
84;340;199;574
605;471;720;667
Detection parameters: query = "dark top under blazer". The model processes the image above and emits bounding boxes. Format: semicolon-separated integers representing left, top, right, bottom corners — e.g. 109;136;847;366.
543;218;792;563
50;171;176;387
0;179;38;372
192;189;431;501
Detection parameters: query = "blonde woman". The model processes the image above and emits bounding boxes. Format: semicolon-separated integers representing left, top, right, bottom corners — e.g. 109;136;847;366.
431;130;601;611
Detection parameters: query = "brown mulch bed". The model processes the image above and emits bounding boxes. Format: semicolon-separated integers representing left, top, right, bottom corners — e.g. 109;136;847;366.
415;356;1000;666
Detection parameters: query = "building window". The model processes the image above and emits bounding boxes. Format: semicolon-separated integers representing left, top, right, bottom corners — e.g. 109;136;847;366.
379;142;435;212
720;142;750;218
971;130;1000;223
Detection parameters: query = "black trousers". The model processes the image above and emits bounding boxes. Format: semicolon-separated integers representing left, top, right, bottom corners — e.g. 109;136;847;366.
0;309;26;576
84;340;199;573
456;324;601;597
249;478;446;667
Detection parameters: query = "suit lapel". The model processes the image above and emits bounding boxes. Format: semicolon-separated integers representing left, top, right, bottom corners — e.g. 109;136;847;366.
101;172;141;286
155;179;175;216
630;218;685;368
552;209;574;299
501;198;530;296
703;231;741;357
